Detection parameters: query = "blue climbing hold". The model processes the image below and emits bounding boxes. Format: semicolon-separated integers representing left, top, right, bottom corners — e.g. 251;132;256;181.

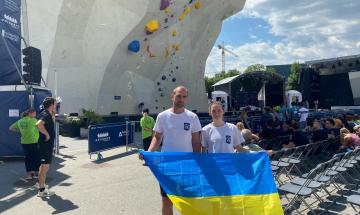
128;40;140;53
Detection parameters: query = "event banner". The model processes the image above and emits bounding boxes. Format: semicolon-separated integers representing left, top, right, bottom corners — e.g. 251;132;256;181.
88;123;134;154
0;0;22;85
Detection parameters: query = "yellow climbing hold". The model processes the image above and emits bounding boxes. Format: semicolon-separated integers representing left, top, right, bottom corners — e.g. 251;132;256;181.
195;1;201;9
165;7;171;14
172;30;177;37
184;6;191;15
179;13;186;21
172;44;180;51
146;19;159;33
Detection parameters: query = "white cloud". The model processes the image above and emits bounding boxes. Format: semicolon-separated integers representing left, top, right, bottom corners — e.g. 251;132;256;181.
206;0;360;76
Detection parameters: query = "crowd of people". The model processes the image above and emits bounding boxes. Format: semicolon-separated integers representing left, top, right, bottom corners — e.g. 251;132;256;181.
139;86;360;215
9;97;57;197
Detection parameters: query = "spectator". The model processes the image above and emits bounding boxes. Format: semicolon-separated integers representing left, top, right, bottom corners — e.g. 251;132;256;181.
344;133;360;148
334;118;343;128
288;102;299;121
259;119;277;140
282;120;294;136
239;106;251;129
241;129;259;145
304;118;314;134
261;106;273;129
140;108;155;165
325;118;340;139
340;128;350;145
311;120;327;143
337;133;357;153
354;125;360;137
283;122;309;148
273;120;283;137
236;122;245;131
277;104;289;124
298;102;309;129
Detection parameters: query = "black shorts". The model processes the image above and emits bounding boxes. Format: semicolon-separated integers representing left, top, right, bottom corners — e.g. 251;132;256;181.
38;139;54;164
160;185;167;198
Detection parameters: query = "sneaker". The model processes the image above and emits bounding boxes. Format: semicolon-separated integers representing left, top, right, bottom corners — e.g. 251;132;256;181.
34;182;49;189
37;188;55;197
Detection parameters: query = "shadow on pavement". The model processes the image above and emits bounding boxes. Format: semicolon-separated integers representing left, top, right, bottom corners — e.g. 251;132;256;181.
42;194;79;214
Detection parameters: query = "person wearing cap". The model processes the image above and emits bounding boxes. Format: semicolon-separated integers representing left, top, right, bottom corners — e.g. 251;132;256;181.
36;97;57;197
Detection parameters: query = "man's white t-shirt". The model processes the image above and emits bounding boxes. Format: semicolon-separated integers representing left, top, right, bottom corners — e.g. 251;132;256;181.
201;122;245;153
298;107;309;122
153;109;202;152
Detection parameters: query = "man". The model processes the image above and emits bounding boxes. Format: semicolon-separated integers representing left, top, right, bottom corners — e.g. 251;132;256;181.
140;86;201;215
283;122;309;148
325;118;340;139
139;108;155;165
298;102;309;129
36;97;56;197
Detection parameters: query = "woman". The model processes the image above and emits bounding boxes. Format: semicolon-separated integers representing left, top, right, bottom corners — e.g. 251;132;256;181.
10;109;40;179
202;102;245;153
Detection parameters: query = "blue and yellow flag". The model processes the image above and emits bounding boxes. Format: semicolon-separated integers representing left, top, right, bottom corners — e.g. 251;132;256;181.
141;151;283;215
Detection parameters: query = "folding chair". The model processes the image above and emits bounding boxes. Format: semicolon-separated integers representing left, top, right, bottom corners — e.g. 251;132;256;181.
271;148;296;184
280;145;307;177
279;161;329;214
347;188;360;214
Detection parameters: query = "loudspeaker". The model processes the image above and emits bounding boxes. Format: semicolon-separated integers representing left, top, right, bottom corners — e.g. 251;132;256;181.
22;46;42;85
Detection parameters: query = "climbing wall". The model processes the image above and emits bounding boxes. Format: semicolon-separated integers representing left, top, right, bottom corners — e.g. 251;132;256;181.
28;0;246;115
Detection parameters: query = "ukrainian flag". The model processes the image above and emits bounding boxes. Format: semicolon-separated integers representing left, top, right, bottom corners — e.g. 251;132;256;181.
140;151;283;215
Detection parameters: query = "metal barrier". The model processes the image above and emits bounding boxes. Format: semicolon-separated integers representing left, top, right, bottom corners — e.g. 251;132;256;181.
125;121;142;152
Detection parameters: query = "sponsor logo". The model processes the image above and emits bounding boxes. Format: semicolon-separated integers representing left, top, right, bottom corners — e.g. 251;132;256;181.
95;132;110;142
1;29;19;42
184;123;190;131
226;135;231;144
1;14;20;29
118;130;127;137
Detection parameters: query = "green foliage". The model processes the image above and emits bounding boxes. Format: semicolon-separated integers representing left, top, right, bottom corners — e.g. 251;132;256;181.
244;64;266;73
81;109;104;128
65;116;81;125
287;62;301;91
204;69;240;93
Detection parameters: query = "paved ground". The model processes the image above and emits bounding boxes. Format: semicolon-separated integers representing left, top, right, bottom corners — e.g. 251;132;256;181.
0;136;359;215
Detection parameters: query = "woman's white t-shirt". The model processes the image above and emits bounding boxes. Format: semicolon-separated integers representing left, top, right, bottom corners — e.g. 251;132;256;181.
153;109;202;152
201;122;245;153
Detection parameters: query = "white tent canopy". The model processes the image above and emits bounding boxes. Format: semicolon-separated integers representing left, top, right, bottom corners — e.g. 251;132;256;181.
286;90;302;107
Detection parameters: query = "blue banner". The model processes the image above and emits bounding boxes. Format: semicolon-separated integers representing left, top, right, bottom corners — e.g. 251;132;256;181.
0;0;22;85
88;123;133;154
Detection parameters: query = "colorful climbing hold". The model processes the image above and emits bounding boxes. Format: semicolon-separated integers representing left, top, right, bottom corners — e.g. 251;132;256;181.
179;13;186;21
146;19;159;33
172;44;180;51
184;6;191;15
128;40;140;53
160;0;170;10
165;7;172;14
172;30;177;37
195;1;201;9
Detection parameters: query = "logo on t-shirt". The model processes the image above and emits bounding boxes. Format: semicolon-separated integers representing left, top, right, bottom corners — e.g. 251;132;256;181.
226;135;231;144
184;123;190;131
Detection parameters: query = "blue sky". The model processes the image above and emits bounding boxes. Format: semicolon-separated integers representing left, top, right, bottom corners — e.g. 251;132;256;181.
205;0;360;76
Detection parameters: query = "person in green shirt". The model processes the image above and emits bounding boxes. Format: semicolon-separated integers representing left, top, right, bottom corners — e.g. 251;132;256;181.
140;108;155;161
10;108;40;180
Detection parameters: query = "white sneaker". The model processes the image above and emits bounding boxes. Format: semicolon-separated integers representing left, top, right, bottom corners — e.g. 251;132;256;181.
37;188;55;197
34;182;49;189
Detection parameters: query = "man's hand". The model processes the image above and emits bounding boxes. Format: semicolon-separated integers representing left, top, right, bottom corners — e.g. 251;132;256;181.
45;134;50;141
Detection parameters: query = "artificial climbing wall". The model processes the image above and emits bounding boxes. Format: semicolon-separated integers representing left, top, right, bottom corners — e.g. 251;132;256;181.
27;0;246;115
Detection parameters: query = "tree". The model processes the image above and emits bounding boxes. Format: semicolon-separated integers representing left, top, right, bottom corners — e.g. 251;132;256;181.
287;62;301;91
244;64;266;73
